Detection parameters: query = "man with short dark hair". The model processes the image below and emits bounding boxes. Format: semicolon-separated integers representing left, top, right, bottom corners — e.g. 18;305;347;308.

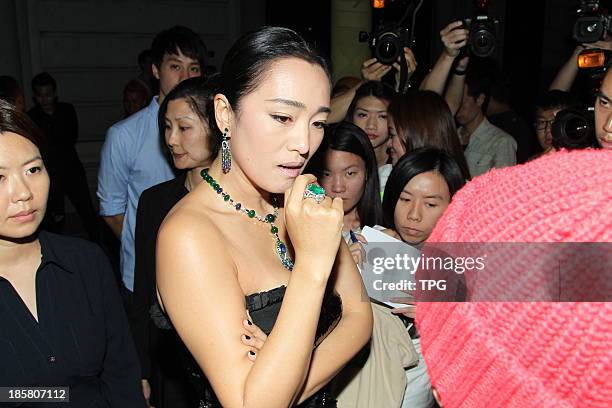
28;72;100;242
594;68;612;149
97;26;207;407
479;59;540;164
532;90;578;157
456;68;517;177
98;25;207;292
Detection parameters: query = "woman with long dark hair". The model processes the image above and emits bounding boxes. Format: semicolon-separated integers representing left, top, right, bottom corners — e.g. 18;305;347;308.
345;81;397;191
156;27;372;408
387;90;471;180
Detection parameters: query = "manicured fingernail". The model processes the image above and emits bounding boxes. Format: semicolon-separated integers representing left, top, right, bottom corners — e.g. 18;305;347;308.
248;351;255;356
244;335;251;340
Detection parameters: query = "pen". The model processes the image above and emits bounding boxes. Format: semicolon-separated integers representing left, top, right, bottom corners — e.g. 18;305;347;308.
349;230;358;244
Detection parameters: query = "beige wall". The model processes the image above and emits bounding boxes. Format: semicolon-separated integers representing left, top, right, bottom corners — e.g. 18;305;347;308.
330;0;371;84
1;0;263;211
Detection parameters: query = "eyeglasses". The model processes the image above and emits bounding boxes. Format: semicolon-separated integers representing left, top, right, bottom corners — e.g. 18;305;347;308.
534;119;555;131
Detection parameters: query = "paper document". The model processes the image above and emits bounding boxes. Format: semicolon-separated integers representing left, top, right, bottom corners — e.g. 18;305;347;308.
359;226;420;309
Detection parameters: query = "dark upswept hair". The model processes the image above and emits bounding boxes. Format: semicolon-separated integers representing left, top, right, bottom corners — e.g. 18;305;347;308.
382;147;466;230
215;26;331;156
345;80;396;122
220;26;331;110
305;121;383;228
388;90;471;180
151;25;208;70
0;99;46;150
158;75;219;161
31;72;57;92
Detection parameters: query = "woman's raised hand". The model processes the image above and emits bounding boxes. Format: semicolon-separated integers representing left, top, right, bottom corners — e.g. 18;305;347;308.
284;174;344;278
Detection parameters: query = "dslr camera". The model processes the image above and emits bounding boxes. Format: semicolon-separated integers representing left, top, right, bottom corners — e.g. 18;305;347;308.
359;25;412;65
573;0;611;43
463;0;500;58
551;108;598;150
359;0;423;65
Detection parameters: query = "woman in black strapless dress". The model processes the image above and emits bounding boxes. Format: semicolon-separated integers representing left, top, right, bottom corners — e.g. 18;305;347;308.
156;27;373;408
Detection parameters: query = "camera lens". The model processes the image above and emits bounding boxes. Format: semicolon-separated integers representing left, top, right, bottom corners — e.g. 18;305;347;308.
573;16;605;42
470;29;496;57
375;32;400;65
551;109;596;149
380;41;398;60
477;35;489;48
564;117;589;141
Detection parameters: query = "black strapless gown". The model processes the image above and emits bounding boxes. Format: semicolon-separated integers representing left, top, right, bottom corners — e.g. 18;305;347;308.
184;285;343;408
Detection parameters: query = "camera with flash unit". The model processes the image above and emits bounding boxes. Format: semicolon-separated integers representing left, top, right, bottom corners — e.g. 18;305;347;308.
462;0;500;58
358;0;423;66
573;0;611;43
359;25;412;65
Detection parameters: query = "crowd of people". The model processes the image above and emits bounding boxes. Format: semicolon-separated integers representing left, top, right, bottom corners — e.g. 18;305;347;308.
0;19;611;408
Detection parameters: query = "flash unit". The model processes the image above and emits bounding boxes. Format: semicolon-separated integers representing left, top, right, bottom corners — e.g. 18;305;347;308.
578;49;608;69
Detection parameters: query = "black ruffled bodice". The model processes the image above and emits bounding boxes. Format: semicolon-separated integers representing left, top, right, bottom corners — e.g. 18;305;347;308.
186;286;343;407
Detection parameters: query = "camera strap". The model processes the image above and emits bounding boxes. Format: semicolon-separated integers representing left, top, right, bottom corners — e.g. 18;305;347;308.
398;50;412;94
397;0;423;94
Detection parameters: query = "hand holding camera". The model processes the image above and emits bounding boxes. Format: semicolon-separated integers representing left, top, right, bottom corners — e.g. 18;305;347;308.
361;47;417;92
449;0;500;59
357;0;424;93
392;47;418;78
361;58;393;82
441;21;469;58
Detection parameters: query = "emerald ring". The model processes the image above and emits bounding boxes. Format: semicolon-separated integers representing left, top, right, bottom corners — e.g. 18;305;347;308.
303;183;326;204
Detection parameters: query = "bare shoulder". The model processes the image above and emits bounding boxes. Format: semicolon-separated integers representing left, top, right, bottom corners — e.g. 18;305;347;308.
161;189;216;240
157;191;232;279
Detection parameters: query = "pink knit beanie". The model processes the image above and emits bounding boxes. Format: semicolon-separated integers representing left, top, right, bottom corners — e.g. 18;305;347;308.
416;149;612;408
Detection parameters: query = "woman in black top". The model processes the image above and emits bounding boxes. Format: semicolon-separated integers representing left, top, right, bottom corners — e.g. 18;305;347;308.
132;76;233;407
0;101;145;407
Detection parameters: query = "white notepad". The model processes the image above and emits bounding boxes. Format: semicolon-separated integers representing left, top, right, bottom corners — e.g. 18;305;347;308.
359;226;419;309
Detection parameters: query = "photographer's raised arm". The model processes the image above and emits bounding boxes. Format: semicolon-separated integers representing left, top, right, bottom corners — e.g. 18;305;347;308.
329;82;362;124
445;57;469;116
329;58;390;123
549;45;584;91
550;39;612;91
420;21;466;92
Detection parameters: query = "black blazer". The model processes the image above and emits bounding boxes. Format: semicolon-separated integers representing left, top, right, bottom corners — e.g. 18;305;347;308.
0;231;145;407
130;173;188;378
